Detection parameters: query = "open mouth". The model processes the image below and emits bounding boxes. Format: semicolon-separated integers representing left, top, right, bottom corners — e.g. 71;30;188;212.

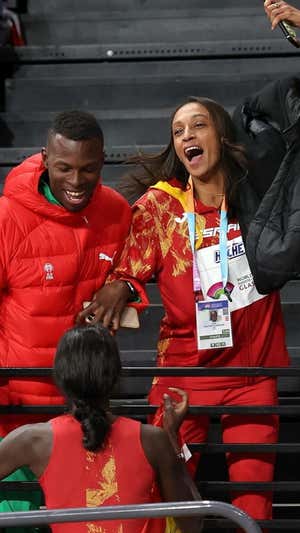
65;190;86;204
184;146;204;161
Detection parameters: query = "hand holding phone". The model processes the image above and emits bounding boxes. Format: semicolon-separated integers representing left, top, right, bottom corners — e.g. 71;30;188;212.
278;19;300;47
264;0;300;47
82;301;140;328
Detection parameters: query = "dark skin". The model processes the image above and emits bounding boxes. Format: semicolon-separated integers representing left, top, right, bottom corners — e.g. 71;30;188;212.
41;133;104;213
76;280;131;330
0;388;202;533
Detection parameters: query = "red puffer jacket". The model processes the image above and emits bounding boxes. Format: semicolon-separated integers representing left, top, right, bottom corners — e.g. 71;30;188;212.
0;154;131;417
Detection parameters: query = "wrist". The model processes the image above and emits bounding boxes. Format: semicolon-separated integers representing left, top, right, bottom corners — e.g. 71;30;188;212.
166;428;192;463
166;429;181;452
170;441;192;462
175;443;192;462
123;280;138;302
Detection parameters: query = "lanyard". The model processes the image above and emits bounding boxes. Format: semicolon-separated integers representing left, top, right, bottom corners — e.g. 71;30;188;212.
185;178;201;293
186;177;231;301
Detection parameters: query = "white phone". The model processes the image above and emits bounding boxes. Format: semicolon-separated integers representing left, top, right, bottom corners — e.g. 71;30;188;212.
119;306;140;328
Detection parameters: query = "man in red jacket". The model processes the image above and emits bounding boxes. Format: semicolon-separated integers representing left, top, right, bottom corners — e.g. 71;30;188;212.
0;110;132;526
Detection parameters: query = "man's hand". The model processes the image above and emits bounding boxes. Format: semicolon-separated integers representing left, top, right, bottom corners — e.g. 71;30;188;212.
264;0;300;30
76;280;131;332
163;387;189;435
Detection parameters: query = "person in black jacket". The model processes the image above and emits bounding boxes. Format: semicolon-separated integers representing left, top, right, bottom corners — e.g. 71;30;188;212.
232;76;300;293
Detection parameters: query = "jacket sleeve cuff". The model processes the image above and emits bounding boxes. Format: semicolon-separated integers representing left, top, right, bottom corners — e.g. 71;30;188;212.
118;278;149;311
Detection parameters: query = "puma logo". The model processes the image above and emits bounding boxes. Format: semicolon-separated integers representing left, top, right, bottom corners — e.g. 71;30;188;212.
98;252;113;264
175;213;187;224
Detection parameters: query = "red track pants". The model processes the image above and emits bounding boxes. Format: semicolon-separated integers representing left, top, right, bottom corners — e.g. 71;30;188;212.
149;377;278;527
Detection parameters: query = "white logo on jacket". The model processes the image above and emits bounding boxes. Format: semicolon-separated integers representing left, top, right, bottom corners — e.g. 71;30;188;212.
98;252;113;264
175;213;188;224
44;263;54;280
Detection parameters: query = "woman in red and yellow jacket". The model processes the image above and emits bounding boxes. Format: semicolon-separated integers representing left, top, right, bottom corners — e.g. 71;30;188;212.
78;98;289;528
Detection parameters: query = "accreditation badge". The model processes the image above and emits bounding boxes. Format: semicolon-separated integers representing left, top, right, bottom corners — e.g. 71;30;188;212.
195;298;233;350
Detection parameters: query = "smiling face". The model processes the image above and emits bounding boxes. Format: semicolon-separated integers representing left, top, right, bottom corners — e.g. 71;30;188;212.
172;101;223;183
42;134;104;212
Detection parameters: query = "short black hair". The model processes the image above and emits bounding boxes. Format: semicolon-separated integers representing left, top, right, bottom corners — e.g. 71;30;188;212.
48;110;104;144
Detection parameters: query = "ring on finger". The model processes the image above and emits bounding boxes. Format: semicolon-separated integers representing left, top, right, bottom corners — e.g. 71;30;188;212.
85;313;96;323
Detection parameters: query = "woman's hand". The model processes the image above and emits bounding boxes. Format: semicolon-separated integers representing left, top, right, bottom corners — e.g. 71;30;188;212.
76;280;131;332
264;0;300;30
163;387;189;435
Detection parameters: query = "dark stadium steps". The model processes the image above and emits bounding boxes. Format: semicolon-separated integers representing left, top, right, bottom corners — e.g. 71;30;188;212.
4;57;300;112
14;57;292;79
15;39;300;63
28;0;263;15
20;6;284;47
0;110;171;146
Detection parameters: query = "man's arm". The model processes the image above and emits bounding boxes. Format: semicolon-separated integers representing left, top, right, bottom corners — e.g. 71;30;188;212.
0;423;52;479
77;201;159;329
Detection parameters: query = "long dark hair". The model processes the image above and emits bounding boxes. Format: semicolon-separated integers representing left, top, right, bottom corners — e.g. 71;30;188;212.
118;97;248;211
54;324;121;452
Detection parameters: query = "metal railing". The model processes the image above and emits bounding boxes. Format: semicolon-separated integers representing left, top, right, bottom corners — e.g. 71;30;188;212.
0;366;300;377
0;365;299;529
0;500;262;532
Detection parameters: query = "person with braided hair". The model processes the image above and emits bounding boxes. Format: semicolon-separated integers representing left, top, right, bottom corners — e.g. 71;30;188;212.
0;324;202;533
